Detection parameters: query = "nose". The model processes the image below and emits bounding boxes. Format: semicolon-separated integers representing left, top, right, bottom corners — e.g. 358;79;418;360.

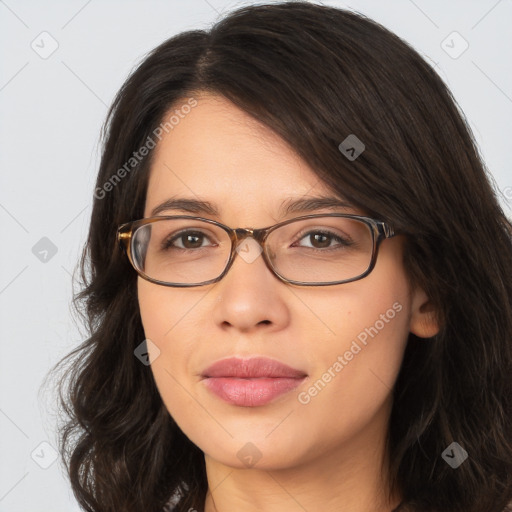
211;236;290;333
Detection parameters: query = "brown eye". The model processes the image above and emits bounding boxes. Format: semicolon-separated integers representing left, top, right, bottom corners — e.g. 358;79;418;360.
295;230;351;250
163;231;212;250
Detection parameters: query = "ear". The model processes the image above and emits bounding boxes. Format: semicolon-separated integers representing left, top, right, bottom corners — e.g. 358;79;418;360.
409;287;440;338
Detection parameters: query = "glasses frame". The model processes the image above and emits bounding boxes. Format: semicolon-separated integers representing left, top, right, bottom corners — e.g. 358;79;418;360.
117;213;396;287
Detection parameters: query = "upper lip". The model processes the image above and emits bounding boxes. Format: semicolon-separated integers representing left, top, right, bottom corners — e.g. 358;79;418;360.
201;357;307;379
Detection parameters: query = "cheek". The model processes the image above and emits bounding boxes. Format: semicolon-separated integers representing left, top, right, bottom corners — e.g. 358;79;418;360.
283;296;409;460
291;263;412;442
325;298;409;404
325;268;411;383
137;276;207;342
137;278;200;413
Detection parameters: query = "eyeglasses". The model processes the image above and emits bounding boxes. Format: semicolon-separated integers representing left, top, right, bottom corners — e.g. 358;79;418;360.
117;213;396;287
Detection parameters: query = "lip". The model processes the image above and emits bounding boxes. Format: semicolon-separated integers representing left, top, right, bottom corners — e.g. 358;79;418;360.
201;357;307;407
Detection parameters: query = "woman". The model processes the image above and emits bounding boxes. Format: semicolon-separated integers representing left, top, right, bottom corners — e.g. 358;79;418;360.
52;2;512;511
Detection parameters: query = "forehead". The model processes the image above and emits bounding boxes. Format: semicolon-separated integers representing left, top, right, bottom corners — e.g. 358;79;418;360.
144;94;341;221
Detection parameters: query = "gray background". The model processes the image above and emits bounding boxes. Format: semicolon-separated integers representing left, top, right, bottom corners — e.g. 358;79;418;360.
0;0;511;510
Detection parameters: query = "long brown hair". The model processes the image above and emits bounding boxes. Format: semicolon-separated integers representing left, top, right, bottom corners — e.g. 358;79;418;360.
49;2;512;511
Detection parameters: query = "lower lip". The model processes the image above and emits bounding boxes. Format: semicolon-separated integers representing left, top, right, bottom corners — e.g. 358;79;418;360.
202;377;306;407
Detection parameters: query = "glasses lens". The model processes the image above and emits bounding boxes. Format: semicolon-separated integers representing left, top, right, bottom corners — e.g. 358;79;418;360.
131;219;231;284
266;216;374;283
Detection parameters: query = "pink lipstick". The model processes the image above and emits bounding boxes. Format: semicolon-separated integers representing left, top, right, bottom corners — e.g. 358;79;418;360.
201;357;307;407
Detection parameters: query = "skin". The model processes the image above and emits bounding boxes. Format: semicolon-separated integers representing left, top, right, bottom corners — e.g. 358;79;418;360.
138;93;439;512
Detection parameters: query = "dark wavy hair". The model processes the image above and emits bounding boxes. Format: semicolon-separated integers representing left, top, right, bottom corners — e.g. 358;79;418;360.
48;2;512;511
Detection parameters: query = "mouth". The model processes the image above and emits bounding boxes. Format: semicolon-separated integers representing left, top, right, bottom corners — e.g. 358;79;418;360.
200;356;308;407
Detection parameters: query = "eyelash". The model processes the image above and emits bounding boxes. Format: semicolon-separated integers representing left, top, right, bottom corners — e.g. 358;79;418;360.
161;229;352;251
292;229;352;250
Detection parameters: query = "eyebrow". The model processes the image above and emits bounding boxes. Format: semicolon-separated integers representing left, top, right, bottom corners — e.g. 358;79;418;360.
149;195;352;218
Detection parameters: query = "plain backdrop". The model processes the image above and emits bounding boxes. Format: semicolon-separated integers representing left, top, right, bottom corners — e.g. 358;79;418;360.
0;0;511;510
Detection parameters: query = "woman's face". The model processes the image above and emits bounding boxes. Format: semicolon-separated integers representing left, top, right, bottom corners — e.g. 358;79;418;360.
138;93;435;472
